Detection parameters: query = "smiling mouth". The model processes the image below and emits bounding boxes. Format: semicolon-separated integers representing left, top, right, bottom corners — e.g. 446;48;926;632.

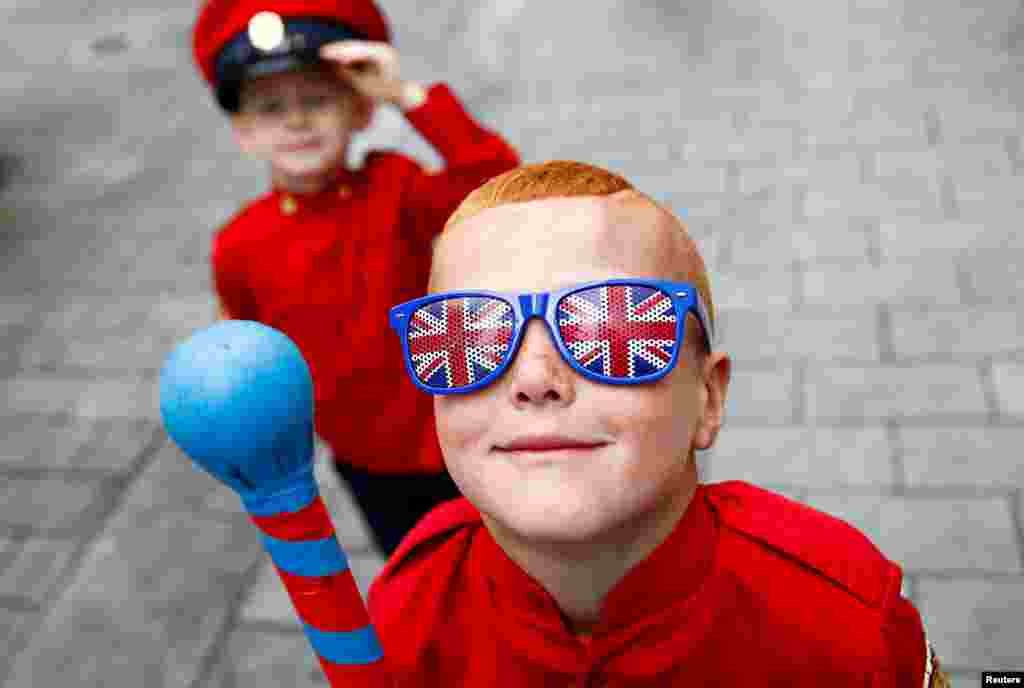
279;140;321;152
494;437;610;453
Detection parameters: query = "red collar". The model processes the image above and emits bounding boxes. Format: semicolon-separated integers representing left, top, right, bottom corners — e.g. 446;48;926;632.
271;166;362;204
479;484;717;640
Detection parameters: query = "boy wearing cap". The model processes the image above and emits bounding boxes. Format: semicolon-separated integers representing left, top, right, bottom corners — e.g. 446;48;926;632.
191;0;519;555
367;161;950;686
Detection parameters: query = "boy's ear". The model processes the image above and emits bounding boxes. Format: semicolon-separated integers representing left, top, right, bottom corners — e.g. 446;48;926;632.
694;351;731;451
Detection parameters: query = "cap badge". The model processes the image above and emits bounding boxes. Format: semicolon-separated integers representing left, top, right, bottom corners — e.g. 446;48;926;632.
248;11;286;52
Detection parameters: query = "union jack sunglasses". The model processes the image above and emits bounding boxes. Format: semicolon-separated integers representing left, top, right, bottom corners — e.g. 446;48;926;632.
389;279;715;395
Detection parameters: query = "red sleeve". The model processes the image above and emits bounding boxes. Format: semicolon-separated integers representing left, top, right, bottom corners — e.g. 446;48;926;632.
878;594;932;687
210;232;257;320
399;83;520;241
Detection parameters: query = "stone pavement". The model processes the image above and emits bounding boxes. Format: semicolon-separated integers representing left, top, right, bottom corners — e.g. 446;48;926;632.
1;0;1021;685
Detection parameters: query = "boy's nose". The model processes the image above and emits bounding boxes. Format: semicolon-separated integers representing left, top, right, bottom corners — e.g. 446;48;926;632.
284;104;310;128
504;321;575;407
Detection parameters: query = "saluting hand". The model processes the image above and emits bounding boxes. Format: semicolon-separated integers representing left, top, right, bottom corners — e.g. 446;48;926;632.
319;40;427;111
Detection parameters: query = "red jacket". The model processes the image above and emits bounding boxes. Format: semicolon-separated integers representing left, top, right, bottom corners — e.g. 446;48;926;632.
369;482;936;687
211;83;519;474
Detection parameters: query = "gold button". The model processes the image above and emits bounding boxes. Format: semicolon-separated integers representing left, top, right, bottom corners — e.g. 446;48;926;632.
337;185;351;199
280;195;297;215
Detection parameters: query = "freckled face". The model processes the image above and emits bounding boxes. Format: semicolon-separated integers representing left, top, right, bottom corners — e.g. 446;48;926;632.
231;68;368;178
429;195;710;544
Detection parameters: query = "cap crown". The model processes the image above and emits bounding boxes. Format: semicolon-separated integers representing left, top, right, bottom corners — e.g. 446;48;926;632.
193;0;390;87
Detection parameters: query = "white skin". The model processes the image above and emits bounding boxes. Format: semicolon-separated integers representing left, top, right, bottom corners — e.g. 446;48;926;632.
228;40;425;195
429;192;731;633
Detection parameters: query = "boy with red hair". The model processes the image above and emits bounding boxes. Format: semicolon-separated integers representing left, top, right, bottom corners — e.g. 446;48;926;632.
370;160;949;686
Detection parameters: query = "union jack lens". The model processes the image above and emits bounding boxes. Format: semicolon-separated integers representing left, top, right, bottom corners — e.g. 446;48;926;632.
556;284;678;379
408;296;515;390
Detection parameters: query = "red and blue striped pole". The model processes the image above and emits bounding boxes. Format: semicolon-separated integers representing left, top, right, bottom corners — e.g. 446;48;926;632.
159;320;394;687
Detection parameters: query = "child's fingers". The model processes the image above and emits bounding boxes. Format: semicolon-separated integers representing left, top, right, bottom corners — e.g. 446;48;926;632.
320;41;396;72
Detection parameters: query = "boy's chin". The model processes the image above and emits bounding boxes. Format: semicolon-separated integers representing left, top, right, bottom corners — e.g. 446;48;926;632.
484;491;638;546
272;156;337;178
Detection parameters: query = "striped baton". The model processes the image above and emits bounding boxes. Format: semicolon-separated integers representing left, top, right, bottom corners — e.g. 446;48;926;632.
159;320;394;687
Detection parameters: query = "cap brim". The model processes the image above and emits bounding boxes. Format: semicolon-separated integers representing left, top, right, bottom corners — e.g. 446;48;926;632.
243;52;320;79
215;53;321;112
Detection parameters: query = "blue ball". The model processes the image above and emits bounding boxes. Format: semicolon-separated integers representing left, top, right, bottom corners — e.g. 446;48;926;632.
159;320;315;493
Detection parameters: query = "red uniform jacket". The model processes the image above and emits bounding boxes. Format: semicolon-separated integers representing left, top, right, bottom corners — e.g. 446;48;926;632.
369;481;936;687
211;84;518;474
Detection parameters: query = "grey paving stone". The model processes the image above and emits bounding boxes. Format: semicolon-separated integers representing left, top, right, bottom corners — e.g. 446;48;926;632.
705;427;894;487
724;364;796;425
58;418;158;472
146;294;217;339
718;306;879;363
955;177;1024;222
730;222;871;266
207;626;325;688
870;149;942;181
478;100;697;176
5;509;261;688
804;494;1021;572
34;294;154;334
888;306;1024;360
862;155;943;208
879;218;1024;258
687;125;799;166
805;363;987;421
119;437;250;516
730;190;799;227
0;378;78;416
0;303;33;328
73;377;161;421
876;218;1019;258
737;153;861;197
963;253;1024;305
936;141;1016;177
18;330;172;373
0;537;77;603
0;535;21;573
0;414;62;464
803;179;944;220
915;578;1024;670
900;427;1024;489
803;260;962;308
0;475;111;533
750;91;855;136
992;362;1024;416
937;103;1024;143
714;266;794;311
0;608;39;683
1;416;155;472
799;107;930;150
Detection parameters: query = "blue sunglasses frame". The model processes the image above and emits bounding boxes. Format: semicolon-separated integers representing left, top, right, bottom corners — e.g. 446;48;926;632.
389;278;715;396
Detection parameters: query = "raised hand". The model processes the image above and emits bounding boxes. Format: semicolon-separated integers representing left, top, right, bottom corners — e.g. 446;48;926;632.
320;40;426;110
